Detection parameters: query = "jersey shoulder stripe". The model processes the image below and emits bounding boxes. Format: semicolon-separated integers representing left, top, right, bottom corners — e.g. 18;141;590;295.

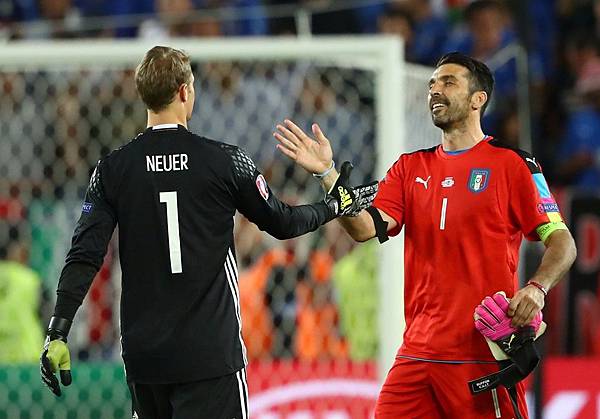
488;138;541;174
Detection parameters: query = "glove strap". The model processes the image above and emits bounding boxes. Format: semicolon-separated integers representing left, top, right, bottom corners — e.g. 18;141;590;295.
47;316;72;341
468;340;540;395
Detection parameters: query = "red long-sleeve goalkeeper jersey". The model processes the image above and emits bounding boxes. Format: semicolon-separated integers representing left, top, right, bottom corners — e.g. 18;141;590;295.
372;136;563;362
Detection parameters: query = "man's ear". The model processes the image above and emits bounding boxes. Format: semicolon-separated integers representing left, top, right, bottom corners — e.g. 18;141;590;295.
179;84;188;102
471;91;487;111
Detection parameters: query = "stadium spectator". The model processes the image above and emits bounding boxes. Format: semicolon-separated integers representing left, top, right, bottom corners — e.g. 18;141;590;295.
25;0;82;39
268;0;361;35
0;250;45;363
332;239;378;360
240;222;350;361
275;51;577;418
0;200;45;364
38;45;376;417
557;56;600;189
138;0;222;39
294;247;348;361
389;0;449;66
495;100;520;149
219;0;268;36
443;0;519;131
378;5;416;62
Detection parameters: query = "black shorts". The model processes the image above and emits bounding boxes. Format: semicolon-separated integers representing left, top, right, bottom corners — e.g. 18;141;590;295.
127;369;249;419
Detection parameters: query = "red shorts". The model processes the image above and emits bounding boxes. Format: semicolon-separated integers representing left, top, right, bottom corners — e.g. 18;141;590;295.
375;357;528;419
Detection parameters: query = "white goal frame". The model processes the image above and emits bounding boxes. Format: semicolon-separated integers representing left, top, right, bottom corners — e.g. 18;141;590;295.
0;36;405;381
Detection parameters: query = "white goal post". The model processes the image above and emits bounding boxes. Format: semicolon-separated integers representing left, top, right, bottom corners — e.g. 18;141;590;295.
0;36;431;382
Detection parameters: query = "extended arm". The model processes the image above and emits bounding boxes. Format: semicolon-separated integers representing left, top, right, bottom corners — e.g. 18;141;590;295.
274;120;397;242
230;146;374;240
509;228;577;326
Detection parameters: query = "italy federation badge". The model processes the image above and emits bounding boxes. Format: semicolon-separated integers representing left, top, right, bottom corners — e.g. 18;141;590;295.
468;169;490;193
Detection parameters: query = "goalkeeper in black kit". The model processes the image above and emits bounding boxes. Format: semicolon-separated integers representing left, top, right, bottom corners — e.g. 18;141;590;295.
39;46;377;419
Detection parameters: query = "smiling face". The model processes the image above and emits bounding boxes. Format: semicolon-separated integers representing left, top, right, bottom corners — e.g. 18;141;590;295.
428;63;476;130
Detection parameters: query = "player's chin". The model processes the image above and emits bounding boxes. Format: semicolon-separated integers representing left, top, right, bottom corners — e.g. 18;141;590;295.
431;115;450;129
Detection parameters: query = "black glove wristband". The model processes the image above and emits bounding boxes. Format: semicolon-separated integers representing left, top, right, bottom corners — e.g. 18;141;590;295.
47;316;72;342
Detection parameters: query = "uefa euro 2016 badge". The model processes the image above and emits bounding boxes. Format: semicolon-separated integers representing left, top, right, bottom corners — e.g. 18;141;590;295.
468;169;490;193
255;174;270;200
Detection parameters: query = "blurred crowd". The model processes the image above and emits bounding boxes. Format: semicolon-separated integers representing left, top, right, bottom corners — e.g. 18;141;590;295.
0;0;598;188
1;0;600;364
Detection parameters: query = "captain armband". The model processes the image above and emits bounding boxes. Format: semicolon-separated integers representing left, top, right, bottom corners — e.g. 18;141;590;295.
366;206;389;244
536;222;568;243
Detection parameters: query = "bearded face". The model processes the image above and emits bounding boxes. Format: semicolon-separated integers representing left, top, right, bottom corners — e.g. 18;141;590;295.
428;64;479;130
430;89;472;129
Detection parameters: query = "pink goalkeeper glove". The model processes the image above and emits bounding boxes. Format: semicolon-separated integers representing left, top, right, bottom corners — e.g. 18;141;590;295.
474;292;542;341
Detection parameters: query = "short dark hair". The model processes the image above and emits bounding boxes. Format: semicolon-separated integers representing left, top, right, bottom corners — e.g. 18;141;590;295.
435;52;494;116
135;46;193;113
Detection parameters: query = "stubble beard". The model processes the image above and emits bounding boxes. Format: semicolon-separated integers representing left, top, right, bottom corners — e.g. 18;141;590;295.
431;100;470;131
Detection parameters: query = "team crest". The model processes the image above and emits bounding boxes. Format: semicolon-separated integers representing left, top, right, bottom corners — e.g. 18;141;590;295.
468;169;490;193
256;174;269;200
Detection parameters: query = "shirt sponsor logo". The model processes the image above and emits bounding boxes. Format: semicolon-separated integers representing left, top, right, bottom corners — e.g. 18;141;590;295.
468;169;490;193
441;177;454;188
82;202;93;213
256;174;269;200
415;176;431;190
526;157;538;168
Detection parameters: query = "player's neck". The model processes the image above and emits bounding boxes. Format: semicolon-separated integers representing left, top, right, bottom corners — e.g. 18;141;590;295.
441;119;485;151
146;110;188;129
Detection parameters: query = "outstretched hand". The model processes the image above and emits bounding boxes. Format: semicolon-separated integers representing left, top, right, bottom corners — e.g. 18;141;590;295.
273;120;334;175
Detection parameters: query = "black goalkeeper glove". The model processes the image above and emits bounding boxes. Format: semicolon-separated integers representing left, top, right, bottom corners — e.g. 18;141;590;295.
40;316;73;397
324;161;378;218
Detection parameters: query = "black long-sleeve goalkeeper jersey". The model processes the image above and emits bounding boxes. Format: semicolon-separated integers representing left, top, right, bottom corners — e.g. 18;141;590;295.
54;124;333;383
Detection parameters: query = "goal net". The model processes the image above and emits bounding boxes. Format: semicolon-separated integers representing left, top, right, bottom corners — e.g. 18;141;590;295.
0;37;438;418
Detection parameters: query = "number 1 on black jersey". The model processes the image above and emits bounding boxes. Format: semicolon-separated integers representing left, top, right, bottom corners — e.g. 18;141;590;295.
159;191;183;273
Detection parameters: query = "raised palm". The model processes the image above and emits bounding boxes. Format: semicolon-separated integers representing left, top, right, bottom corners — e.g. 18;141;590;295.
273;120;334;175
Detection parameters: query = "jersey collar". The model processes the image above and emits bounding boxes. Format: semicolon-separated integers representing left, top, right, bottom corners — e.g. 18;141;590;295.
147;124;189;132
437;135;493;160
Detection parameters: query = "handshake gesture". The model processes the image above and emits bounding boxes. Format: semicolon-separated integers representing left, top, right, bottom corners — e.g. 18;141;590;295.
324;161;378;218
273;120;377;218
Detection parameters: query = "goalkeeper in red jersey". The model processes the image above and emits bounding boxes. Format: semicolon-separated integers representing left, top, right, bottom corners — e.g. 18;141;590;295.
273;52;577;418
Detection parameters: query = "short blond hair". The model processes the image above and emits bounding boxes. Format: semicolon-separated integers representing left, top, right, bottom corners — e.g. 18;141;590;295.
135;46;193;112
